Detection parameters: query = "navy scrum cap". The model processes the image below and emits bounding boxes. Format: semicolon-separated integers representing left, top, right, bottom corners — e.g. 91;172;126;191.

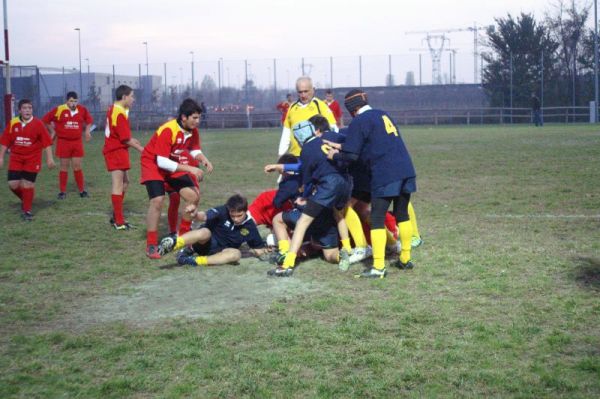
292;121;315;146
344;89;368;114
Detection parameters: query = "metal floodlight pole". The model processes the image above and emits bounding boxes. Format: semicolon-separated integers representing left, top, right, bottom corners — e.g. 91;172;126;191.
189;51;194;93
594;0;599;122
75;28;82;96
3;0;12;120
509;51;513;124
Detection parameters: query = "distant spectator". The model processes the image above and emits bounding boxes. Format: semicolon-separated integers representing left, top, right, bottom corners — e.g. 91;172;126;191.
531;93;542;127
276;93;294;125
200;102;208;129
325;89;343;127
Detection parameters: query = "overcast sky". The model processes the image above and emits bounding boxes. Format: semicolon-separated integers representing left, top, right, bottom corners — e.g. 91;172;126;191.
2;0;581;87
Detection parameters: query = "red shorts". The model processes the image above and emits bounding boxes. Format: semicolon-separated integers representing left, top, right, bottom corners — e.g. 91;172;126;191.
104;149;130;171
56;138;84;158
8;153;43;173
140;157;165;183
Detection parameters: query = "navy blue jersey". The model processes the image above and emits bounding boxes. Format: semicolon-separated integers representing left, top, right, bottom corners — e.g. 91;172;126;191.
205;206;265;250
343;108;415;191
300;135;347;188
273;174;302;209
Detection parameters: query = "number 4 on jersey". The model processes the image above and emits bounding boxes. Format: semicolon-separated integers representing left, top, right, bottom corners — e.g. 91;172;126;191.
382;115;398;136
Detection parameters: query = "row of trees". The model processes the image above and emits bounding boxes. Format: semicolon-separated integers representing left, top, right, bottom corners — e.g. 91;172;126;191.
482;0;597;107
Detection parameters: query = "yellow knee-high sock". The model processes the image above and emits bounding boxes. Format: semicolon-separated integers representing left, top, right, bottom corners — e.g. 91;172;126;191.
371;229;387;270
408;202;420;238
283;252;297;269
345;207;367;247
278;239;290;254
341;238;352;252
174;237;186;251
195;256;208;266
398;221;413;264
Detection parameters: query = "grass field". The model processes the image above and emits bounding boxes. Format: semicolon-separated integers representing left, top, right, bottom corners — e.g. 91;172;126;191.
0;124;599;398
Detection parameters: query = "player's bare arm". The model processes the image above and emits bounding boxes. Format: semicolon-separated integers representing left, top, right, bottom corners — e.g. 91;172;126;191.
45;147;56;169
264;163;284;173
125;138;144;153
45;123;57;141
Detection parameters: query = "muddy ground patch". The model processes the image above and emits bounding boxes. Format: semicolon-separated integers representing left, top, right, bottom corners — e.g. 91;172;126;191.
66;263;324;329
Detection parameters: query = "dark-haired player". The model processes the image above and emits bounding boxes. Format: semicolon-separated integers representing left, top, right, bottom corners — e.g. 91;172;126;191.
140;98;213;259
43;91;93;199
268;120;352;276
328;89;417;278
0;99;55;220
158;194;268;266
103;85;144;230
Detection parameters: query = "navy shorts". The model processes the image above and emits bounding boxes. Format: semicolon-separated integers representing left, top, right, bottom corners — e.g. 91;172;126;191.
283;208;339;249
310;174;352;210
191;235;225;256
372;177;417;198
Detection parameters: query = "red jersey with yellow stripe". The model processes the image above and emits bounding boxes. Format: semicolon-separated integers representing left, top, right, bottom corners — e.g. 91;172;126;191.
103;103;131;154
140;119;202;183
1;116;52;157
42;104;93;140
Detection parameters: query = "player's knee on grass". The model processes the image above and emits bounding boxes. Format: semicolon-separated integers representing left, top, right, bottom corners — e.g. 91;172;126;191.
221;248;242;263
322;248;339;263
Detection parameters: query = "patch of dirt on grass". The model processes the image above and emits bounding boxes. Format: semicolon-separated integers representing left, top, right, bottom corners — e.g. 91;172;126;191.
573;257;600;291
66;263;323;329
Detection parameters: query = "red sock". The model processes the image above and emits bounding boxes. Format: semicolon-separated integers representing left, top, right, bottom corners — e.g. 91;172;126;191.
178;218;192;236
168;192;181;233
21;187;34;212
59;171;68;193
147;230;158;246
10;186;23;200
111;194;125;225
73;169;85;192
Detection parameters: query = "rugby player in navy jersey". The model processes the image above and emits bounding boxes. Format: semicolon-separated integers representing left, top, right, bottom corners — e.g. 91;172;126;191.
265;120;353;277
158;194;268;266
328;89;417;278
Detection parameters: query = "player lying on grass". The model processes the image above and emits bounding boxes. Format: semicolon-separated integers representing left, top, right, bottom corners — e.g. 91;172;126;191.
0;99;56;221
264;120;353;277
158;194;268;266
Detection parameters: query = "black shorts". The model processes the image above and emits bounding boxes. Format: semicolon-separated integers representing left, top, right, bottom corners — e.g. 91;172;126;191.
145;175;195;199
351;190;371;203
8;170;37;183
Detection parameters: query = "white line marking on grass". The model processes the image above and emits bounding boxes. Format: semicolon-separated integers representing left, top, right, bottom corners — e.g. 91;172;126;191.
83;211;147;217
486;214;600;219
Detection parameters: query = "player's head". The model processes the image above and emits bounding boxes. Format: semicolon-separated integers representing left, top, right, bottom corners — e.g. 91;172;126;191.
325;89;334;102
344;89;368;116
286;93;293;101
66;91;79;110
115;85;135;108
292;121;315;147
17;99;33;120
308;115;330;136
296;76;314;104
177;98;202;131
226;194;249;225
277;153;298;164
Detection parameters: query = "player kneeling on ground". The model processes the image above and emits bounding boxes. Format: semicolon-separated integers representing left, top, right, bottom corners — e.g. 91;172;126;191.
158;194;268;266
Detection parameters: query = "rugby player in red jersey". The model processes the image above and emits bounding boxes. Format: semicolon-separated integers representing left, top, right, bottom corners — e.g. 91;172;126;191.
0;99;56;221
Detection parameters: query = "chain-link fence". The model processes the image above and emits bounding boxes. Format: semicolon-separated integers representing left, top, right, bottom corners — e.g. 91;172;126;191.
1;53;596;128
